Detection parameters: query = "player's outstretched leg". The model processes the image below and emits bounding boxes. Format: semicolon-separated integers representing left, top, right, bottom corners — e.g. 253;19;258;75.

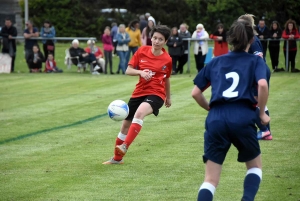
115;102;153;157
103;120;131;165
242;155;262;201
115;118;143;156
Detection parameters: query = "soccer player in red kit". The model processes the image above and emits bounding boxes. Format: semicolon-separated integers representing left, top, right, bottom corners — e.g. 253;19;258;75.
103;25;172;164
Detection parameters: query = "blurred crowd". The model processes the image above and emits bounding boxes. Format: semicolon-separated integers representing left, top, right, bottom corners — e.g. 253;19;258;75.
0;14;299;74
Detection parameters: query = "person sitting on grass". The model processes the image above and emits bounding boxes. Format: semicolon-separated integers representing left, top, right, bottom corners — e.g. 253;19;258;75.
27;45;44;73
69;39;101;74
45;53;63;73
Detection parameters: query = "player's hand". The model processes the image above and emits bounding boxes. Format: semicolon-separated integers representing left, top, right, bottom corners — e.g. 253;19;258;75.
140;70;152;81
165;98;171;108
260;113;270;125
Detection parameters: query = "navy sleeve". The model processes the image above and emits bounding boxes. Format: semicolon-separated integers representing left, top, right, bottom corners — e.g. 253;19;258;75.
254;58;267;83
193;64;211;92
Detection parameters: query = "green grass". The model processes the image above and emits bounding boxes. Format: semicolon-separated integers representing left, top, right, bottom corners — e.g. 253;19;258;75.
0;42;300;201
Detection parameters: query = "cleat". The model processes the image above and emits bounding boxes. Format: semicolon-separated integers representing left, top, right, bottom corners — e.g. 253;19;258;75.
102;157;124;165
257;130;271;140
115;144;128;156
262;134;273;140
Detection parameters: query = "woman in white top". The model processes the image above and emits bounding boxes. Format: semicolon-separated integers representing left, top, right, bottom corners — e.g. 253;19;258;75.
192;23;209;72
116;24;131;74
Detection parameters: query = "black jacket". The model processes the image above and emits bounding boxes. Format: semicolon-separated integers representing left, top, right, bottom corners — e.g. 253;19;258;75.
0;25;18;54
69;47;86;64
167;35;183;56
178;30;191;52
269;28;282;47
256;26;269;47
27;51;44;64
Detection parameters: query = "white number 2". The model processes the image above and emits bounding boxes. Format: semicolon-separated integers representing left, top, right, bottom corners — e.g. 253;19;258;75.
222;72;239;98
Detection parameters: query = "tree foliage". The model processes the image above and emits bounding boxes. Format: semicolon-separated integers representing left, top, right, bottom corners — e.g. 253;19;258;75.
19;0;300;38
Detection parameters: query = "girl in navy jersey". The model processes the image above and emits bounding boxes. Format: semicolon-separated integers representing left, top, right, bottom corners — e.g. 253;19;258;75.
192;20;270;201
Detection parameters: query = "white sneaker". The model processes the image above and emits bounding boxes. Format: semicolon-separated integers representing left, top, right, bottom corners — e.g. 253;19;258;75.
94;65;100;71
92;71;100;75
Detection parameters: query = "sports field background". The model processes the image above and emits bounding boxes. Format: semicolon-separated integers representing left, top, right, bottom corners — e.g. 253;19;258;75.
0;42;300;200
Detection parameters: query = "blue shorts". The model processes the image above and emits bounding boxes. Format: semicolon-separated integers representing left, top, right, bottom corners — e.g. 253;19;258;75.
203;102;260;165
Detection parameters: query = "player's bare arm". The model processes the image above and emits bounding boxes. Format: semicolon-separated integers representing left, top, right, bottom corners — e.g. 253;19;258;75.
191;86;210;111
165;78;171;107
257;79;270;125
126;65;152;81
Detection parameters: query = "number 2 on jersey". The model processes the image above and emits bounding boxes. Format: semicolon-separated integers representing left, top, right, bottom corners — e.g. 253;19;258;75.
222;72;239;98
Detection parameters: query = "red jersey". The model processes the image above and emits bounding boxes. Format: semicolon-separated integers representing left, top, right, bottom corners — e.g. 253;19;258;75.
128;46;172;100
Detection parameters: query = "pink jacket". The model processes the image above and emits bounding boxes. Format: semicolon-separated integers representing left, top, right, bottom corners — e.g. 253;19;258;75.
102;34;113;51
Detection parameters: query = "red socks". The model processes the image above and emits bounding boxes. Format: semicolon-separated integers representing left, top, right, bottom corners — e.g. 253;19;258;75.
124;118;143;147
113;132;126;161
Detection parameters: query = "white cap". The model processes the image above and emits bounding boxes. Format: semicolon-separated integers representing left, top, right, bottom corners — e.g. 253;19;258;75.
72;39;79;45
145;12;151;17
196;24;204;29
148;16;156;26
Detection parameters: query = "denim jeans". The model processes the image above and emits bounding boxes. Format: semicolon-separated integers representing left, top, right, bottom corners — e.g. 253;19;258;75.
118;51;129;74
126;46;138;69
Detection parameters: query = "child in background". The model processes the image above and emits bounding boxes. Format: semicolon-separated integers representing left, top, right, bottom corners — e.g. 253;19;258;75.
45;53;63;73
27;45;44;73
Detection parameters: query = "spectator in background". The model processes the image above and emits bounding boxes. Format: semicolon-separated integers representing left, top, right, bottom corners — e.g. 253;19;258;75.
145;13;151;21
23;20;39;69
116;24;131;74
167;27;183;74
40;20;56;60
27;45;44;73
142;16;156;46
256;19;269;59
102;27;114;74
192;23;209;72
125;20;142;67
85;39;105;72
209;23;228;56
69;39;101;74
111;22;118;56
45;53;63;73
139;15;147;33
268;21;283;72
177;23;191;74
282;19;300;72
0;17;17;72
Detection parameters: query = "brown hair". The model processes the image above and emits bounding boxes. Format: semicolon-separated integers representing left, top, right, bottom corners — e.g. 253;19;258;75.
284;19;297;31
227;20;254;51
150;25;171;41
238;14;257;34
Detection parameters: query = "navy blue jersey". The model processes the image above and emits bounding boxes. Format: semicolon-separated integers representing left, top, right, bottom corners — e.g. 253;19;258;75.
248;35;271;95
194;51;267;107
248;36;265;61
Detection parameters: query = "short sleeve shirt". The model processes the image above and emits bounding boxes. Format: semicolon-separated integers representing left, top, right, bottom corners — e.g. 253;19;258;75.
24;27;39;49
193;51;267;107
128;46;172;100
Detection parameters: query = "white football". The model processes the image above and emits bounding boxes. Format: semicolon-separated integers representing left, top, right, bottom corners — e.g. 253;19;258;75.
107;100;129;121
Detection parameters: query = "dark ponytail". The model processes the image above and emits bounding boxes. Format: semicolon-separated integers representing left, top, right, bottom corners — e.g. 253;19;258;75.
227;21;254;51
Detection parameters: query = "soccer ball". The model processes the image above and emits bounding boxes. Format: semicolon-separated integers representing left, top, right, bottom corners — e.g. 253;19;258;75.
107;100;129;121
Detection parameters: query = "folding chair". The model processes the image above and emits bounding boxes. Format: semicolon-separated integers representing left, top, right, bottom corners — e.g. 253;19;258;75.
64;48;93;73
204;47;214;65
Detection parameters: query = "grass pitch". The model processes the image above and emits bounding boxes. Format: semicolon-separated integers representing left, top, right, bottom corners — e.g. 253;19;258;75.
0;42;299;200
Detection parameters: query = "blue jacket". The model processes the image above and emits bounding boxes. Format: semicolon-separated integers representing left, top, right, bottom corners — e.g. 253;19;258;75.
40;26;56;44
116;32;131;45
